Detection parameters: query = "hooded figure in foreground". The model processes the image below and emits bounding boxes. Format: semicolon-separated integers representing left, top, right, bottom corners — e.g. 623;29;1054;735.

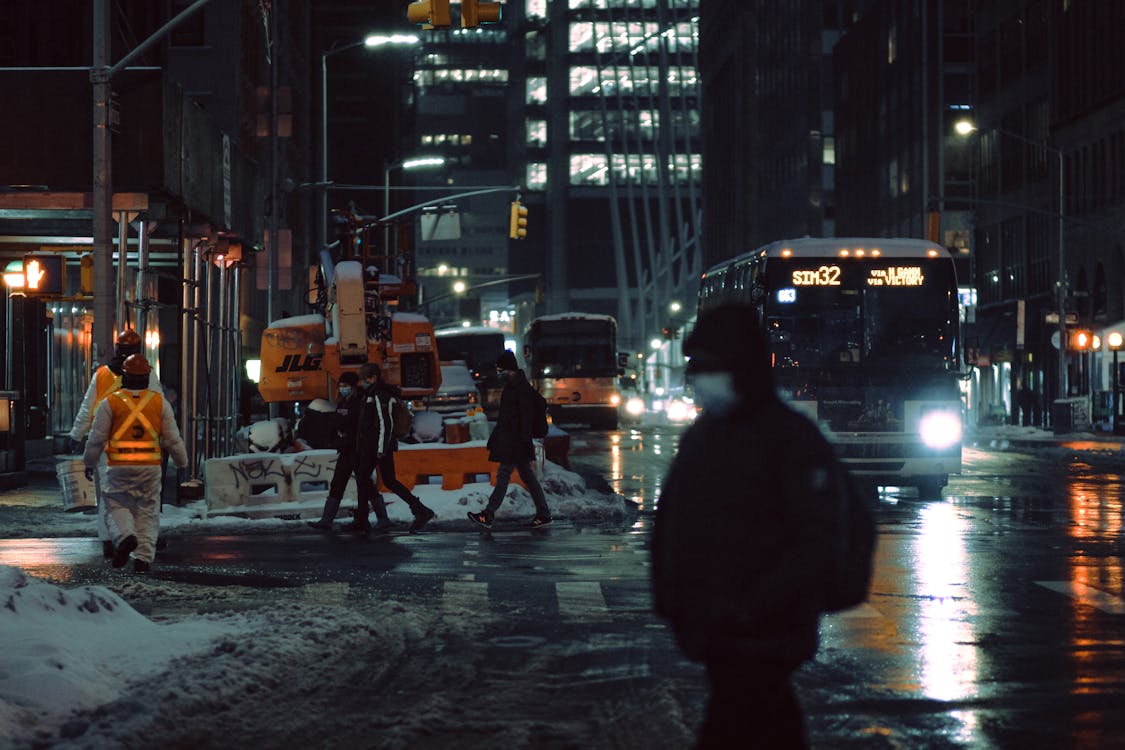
651;303;855;749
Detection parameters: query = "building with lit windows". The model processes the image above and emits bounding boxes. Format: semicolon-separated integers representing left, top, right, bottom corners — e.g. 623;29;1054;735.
407;0;702;356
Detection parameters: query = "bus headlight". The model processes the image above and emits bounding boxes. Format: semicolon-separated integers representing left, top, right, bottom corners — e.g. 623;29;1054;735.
919;411;962;449
624;396;646;416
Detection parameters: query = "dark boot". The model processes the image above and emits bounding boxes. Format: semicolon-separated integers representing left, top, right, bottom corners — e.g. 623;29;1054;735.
409;502;436;533
307;496;342;531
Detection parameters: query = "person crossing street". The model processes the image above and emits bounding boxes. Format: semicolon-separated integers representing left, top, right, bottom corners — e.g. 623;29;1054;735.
67;329;161;558
467;350;552;529
83;354;188;572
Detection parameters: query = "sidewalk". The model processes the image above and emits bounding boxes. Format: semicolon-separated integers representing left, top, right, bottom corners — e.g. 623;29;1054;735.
966;423;1125;452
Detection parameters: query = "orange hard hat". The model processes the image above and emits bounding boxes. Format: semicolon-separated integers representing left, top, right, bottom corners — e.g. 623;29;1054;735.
121;354;152;376
116;329;142;347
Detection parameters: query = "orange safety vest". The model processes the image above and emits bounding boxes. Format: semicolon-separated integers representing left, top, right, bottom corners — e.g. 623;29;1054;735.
105;390;165;466
90;365;122;426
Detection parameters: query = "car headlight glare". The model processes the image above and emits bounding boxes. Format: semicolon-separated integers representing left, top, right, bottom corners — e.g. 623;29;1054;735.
919;411;962;449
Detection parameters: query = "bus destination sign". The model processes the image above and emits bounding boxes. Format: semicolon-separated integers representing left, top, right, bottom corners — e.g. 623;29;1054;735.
788;264;926;288
866;266;925;286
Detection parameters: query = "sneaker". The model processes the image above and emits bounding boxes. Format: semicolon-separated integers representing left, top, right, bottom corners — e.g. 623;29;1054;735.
112;535;138;568
529;516;553;529
467;511;493;529
101;540;115;559
370;518;394;534
132;559;151;573
409;507;436;533
306;519;334;531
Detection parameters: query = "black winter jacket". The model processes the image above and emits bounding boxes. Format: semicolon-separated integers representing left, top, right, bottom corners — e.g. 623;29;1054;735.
486;370;537;464
651;394;849;664
357;382;401;460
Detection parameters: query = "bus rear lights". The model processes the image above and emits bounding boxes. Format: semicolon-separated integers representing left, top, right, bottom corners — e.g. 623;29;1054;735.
919;411;962;450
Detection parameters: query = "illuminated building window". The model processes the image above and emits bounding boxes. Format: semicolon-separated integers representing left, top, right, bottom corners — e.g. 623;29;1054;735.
527;120;547;147
823;136;836;165
571;154;609;186
527;162;547;191
526;0;547;19
527;77;547;105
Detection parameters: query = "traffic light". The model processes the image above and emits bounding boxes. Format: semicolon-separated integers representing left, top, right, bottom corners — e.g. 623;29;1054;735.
509;200;528;240
407;0;451;29
461;0;502;28
1069;329;1094;351
22;254;65;297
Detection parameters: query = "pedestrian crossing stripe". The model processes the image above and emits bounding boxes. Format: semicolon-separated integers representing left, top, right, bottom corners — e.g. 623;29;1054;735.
1035;581;1125;614
443;579;489;612
555;581;609;618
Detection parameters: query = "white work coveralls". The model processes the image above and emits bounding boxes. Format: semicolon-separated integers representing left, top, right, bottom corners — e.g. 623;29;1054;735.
69;365;162;542
83;387;188;564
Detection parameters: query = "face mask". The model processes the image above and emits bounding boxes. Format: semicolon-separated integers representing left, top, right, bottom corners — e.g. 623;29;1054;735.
338;386;352;397
690;372;738;414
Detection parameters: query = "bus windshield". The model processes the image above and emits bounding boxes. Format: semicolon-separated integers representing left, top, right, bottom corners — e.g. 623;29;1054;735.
435;331;505;377
764;258;957;370
528;320;617;378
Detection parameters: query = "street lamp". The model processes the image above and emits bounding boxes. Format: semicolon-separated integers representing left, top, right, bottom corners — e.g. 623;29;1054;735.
321;33;420;248
383;156;447;254
1109;331;1124;434
955;118;1068;400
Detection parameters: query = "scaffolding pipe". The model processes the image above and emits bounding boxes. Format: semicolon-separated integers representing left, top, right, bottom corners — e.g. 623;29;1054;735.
180;236;195;473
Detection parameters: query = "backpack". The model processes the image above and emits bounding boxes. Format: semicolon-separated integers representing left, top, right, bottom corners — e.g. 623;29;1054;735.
391;397;413;439
824;470;877;612
530;388;549;439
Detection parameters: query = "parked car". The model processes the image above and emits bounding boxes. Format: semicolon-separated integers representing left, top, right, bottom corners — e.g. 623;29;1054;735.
419;361;480;416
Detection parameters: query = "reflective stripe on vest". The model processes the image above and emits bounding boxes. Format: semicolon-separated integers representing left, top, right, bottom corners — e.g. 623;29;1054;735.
106;390;164;465
90;366;122;426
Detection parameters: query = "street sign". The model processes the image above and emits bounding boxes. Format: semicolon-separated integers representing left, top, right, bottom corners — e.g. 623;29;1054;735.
1044;312;1079;325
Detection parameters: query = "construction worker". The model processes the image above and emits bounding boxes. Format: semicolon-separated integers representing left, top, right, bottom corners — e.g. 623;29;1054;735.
83;354;188;573
68;329;162;558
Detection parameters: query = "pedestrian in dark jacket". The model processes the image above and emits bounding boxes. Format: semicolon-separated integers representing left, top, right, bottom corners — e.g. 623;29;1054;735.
307;371;369;530
652;303;852;749
351;362;436;534
467;350;552;529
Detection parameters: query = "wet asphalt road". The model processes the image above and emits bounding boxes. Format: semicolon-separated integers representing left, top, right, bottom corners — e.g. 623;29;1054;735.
4;425;1125;747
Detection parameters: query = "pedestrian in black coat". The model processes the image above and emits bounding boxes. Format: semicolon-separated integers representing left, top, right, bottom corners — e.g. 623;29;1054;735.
306;371;371;530
351;362;435;534
652;303;853;750
467;350;552;528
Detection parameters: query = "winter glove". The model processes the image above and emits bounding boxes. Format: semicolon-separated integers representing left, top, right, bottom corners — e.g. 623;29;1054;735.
67;437;83;455
84;467;95;481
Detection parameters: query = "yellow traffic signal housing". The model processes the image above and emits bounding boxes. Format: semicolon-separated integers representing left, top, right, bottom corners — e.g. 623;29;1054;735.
462;0;502;28
407;0;452;29
80;253;94;295
509;200;528;240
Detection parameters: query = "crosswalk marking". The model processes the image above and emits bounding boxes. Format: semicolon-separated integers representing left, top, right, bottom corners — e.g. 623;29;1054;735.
1036;581;1125;614
443;580;490;613
555;581;609;618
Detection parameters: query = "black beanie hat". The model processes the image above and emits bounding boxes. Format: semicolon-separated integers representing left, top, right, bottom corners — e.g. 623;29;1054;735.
496;350;519;371
339;371;359;386
684;303;772;396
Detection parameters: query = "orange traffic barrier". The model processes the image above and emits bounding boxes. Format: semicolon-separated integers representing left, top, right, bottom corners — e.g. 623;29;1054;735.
380;443;527;492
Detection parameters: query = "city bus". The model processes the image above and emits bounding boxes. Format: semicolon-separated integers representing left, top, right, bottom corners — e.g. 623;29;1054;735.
524;313;622;430
699;238;964;499
434;326;506;416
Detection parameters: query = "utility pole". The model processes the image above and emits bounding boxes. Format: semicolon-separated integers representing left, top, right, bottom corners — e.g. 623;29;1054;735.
91;0;113;362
